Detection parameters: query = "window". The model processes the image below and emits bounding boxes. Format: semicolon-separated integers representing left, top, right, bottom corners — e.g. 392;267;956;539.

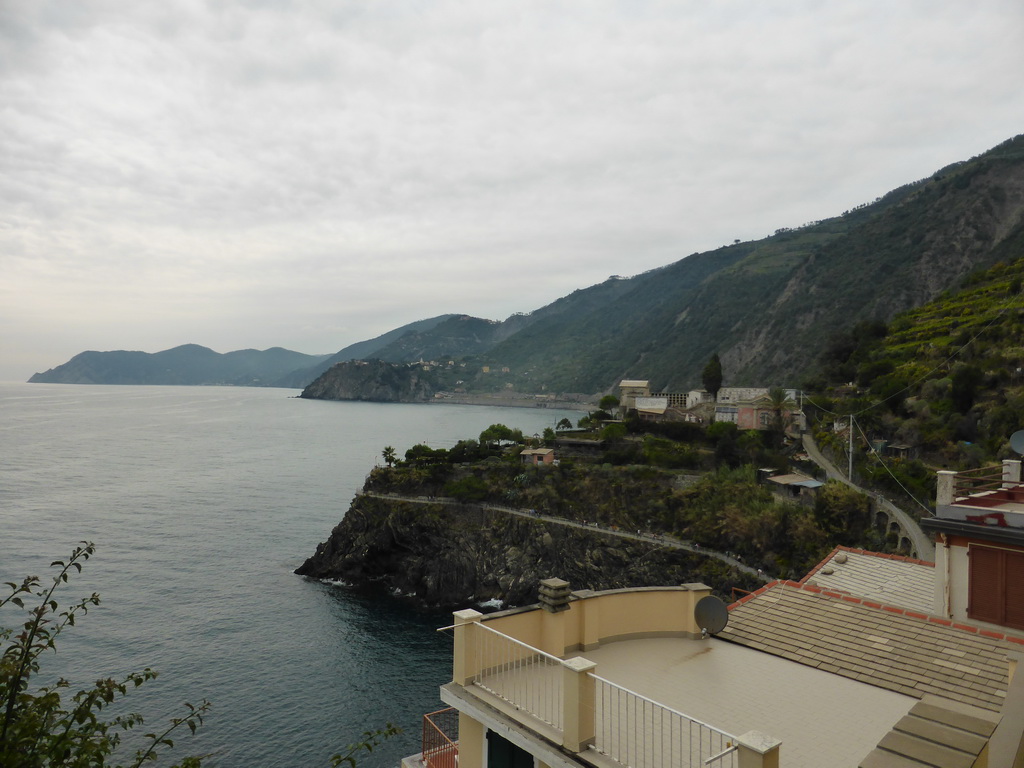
968;544;1024;630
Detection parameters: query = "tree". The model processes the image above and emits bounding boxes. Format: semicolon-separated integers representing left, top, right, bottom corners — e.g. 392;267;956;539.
556;418;573;431
479;424;523;446
702;354;723;400
765;387;797;448
598;395;619;412
1;543;208;768
951;364;984;413
381;446;397;467
600;423;627;442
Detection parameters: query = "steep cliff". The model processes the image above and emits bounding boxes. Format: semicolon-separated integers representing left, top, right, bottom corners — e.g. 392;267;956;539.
295;495;759;608
299;359;437;402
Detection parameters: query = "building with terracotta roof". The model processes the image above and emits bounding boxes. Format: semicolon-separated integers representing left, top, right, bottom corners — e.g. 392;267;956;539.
921;460;1024;635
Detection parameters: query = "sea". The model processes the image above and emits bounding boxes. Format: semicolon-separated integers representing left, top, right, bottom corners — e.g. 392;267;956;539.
0;383;578;767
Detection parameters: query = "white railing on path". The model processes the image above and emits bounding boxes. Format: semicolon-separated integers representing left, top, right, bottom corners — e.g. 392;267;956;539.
470;622;565;732
590;673;739;768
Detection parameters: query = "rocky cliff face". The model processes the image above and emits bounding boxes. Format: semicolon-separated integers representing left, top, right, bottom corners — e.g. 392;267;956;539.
295;495;757;608
300;359;437;402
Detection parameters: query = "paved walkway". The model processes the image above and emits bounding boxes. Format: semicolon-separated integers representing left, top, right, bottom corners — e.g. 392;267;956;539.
358;491;771;582
801;434;934;561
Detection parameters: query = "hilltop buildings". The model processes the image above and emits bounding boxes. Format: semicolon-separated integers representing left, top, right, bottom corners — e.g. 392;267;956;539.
617;380;806;434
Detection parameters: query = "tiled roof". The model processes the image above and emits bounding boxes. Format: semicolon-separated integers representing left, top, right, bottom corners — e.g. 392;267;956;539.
720;581;1022;713
801;547;935;614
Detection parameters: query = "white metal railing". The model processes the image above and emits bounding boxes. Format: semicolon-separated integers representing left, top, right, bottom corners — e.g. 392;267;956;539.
470;622;564;731
590;673;739;768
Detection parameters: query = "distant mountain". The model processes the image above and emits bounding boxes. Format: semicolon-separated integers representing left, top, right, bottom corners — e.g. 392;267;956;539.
270;315;459;387
29;345;333;386
35;135;1024;396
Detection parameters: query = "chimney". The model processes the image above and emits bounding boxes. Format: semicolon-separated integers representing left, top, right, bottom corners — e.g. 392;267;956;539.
539;577;572;613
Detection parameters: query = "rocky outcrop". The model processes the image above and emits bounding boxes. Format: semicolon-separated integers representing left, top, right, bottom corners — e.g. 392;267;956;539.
299;359;437;403
295;495;758;608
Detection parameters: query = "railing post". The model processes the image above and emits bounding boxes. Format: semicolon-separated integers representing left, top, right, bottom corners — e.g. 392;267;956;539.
680;583;713;638
453;609;483;686
561;657;597;753
1002;460;1022;487
735;731;781;768
937;470;956;506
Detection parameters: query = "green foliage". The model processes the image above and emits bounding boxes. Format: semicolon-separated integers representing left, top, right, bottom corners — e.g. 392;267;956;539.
598;395;620;411
951;364;984;413
1;544;208;768
478;424;523;446
641;436;700;469
381;446;397;467
443;475;489;502
328;724;401;768
600;423;627;442
701;354;723;398
556;418;573;431
810;253;1024;468
670;469;882;576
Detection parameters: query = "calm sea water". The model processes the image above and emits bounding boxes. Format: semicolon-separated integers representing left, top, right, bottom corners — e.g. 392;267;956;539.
0;383;576;767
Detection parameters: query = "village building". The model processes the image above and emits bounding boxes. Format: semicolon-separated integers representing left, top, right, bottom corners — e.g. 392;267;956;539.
520;448;556;467
922;460;1024;634
618;380;804;433
760;469;824;505
617;380;651;410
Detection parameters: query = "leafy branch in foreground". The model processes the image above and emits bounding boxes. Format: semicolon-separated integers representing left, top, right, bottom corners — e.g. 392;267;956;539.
329;723;401;768
0;542;208;768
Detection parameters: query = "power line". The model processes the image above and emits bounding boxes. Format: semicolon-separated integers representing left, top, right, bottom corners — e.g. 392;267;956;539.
852;417;932;515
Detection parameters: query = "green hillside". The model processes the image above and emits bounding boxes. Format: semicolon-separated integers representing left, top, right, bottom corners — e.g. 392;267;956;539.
435;134;1024;395
812;253;1024;468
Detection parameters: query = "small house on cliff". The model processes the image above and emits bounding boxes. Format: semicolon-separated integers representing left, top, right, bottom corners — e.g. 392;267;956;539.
520;448;555;466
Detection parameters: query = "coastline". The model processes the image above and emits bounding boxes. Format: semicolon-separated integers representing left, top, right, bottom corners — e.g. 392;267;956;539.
428;392;595;411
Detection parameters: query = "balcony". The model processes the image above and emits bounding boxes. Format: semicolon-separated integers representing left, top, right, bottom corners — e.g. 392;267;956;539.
426;583;958;768
937;460;1024;514
421;707;458;768
436;584;792;768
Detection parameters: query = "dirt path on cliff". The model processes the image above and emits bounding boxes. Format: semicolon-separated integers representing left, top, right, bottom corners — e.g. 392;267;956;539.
359;491;772;583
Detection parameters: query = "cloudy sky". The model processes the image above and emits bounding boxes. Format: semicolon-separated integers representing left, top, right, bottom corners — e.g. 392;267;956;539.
2;0;1022;381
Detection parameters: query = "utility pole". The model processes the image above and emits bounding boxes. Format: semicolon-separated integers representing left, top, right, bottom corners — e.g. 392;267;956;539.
848;414;855;481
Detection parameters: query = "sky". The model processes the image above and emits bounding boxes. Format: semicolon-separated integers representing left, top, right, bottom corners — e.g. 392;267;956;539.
2;1;1022;381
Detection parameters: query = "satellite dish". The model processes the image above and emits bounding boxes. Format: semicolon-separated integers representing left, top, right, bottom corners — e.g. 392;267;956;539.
1011;430;1024;455
694;595;729;637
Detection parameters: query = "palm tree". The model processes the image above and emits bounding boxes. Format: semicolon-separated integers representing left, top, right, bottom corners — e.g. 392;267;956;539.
382;446;397;467
765;387;797;448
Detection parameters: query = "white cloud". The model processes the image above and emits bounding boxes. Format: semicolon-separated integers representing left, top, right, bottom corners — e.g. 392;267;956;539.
1;0;1022;379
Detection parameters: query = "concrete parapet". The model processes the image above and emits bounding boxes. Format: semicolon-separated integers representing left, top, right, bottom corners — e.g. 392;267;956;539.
736;730;781;768
453;608;483;686
561;656;597;754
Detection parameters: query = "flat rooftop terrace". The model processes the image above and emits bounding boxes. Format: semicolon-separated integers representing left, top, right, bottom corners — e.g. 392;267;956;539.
581;635;916;768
